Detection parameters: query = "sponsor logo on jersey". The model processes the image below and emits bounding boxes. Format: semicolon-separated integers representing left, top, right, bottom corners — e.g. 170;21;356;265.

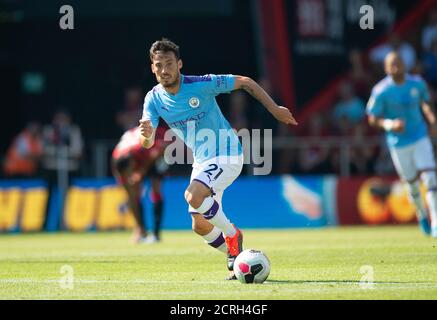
216;75;227;89
168;111;206;128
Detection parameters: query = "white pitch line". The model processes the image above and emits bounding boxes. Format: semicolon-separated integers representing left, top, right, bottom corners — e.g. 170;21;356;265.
0;278;437;288
0;279;220;284
3;284;437;300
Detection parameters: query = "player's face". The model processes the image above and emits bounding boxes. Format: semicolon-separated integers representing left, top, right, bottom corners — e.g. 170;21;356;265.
151;51;182;89
385;55;405;79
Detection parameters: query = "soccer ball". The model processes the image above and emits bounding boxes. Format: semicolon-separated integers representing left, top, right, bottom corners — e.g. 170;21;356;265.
234;249;271;284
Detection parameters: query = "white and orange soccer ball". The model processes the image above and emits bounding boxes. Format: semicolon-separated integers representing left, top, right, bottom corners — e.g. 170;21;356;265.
233;249;271;284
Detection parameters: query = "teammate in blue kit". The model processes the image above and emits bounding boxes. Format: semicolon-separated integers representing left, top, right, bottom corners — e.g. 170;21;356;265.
367;51;437;237
139;38;297;279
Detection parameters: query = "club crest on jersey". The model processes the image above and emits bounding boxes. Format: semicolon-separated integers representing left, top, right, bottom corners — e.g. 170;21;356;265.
410;88;419;97
189;97;200;108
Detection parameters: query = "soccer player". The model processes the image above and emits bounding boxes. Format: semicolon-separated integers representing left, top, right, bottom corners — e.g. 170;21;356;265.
139;38;297;279
112;126;168;244
367;51;437;237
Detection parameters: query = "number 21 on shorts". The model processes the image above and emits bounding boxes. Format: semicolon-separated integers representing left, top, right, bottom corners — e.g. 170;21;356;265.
203;164;224;181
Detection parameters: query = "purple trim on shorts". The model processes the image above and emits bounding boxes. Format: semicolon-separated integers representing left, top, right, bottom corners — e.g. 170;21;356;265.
203;200;219;220
189;211;199;215
193;178;211;190
208;234;225;248
427;186;437;192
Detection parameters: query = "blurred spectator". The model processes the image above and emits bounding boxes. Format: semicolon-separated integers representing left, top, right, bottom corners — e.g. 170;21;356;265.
332;81;366;130
422;9;437;52
3;122;43;177
116;86;143;132
373;141;396;176
297;113;334;174
346;48;372;99
422;39;437;90
228;90;249;131
42;109;84;184
348;123;376;175
370;33;416;73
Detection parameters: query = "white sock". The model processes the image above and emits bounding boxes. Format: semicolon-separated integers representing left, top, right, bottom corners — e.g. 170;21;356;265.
208;205;236;237
195;196;236;238
407;181;428;220
420;171;437;228
202;226;227;254
426;191;437;228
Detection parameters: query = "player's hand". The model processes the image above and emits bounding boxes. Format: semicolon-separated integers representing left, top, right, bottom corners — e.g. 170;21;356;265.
139;119;153;138
128;172;142;185
391;119;405;132
272;106;298;126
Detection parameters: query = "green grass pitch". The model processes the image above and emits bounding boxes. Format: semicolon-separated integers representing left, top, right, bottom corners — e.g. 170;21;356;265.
0;225;436;300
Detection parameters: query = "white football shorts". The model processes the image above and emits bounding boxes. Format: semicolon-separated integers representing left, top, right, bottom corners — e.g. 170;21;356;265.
389;136;437;182
188;155;243;212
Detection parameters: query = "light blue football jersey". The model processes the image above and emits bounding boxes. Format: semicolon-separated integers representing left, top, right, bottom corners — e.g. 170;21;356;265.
142;74;242;163
366;74;430;148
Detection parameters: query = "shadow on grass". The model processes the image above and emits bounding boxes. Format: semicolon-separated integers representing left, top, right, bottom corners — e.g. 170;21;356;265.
265;279;428;285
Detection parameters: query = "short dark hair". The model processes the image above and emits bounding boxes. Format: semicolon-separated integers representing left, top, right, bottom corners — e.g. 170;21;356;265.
112;154;132;174
149;38;180;61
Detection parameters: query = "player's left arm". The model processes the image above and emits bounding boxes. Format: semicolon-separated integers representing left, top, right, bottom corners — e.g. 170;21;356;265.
233;76;298;126
421;101;437;137
422;101;436;126
419;79;436;127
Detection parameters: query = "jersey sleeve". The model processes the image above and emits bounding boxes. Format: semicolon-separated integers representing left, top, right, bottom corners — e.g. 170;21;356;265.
419;79;431;103
141;91;160;128
366;89;385;118
202;74;235;96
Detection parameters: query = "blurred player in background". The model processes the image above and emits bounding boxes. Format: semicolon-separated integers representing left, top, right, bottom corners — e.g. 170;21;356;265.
112;126;168;244
367;51;437;237
139;38;297;279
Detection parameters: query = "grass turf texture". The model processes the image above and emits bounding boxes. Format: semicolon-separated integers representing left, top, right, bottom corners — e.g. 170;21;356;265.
0;225;436;300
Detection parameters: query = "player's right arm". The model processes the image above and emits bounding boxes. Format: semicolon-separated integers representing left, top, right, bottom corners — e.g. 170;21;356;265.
139;120;156;149
367;115;405;132
366;89;404;132
140;91;160;149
